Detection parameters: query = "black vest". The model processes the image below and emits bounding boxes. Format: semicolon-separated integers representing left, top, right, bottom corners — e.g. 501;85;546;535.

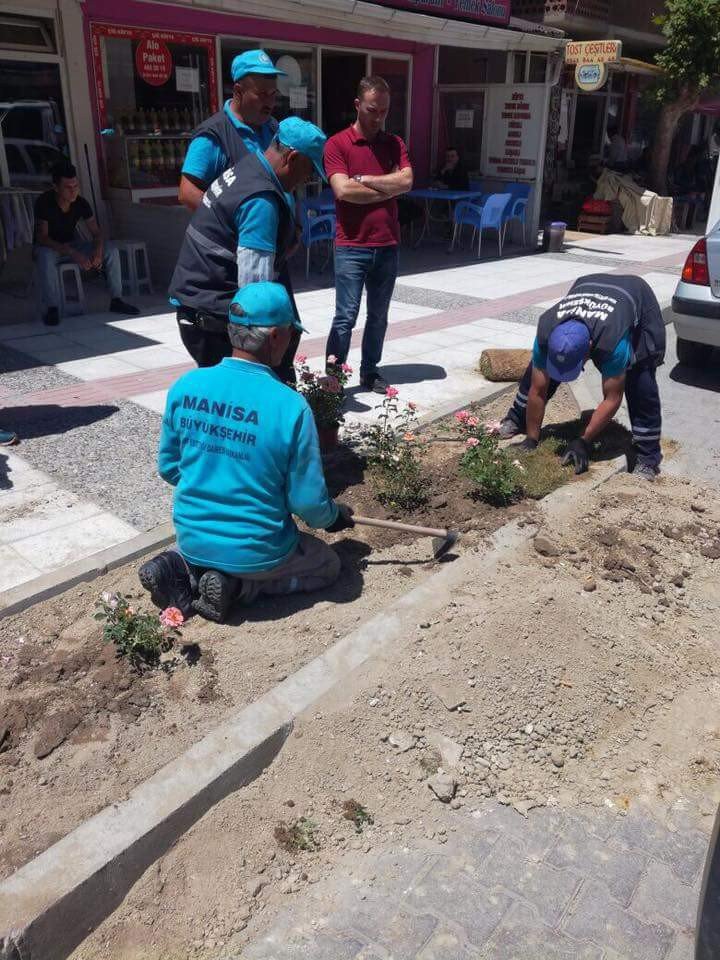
537;274;666;369
169;153;295;317
191;109;279;171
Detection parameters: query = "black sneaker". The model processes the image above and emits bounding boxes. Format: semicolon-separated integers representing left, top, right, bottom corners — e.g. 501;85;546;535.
359;373;390;395
192;570;237;623
43;307;60;326
138;550;194;618
109;297;141;316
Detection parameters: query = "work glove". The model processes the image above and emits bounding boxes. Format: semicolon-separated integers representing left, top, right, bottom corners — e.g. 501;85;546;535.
325;502;355;533
515;437;539;453
562;437;590;475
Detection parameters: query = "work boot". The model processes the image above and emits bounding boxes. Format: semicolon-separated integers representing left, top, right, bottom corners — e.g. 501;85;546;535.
0;428;18;446
138;550;194;618
193;570;237;623
109;297;141;316
360;373;390;395
498;418;520;440
633;462;659;482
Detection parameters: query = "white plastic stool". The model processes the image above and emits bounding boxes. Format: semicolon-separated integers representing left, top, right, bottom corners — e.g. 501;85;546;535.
57;262;86;317
118;241;153;296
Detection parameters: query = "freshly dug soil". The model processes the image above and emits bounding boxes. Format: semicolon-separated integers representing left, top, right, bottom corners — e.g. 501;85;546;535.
0;386;583;883
70;470;720;960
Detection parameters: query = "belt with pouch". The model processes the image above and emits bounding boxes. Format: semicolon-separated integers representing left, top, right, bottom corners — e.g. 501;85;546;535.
177;306;228;334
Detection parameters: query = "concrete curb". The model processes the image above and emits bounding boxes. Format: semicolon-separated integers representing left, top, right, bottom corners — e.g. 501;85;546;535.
0;382;513;622
0;522;176;621
0;454;626;960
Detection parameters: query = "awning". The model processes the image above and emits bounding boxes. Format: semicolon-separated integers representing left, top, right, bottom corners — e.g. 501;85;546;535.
212;0;565;51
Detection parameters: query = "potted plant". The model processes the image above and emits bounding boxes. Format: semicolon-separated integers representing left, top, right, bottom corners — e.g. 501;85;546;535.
295;354;352;452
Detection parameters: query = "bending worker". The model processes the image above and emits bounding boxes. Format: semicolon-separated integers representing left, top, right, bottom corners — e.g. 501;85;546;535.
499;274;665;481
139;281;354;624
169;116;325;381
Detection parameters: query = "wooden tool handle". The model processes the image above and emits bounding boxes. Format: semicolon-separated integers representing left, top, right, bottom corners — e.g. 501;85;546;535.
352;514;448;538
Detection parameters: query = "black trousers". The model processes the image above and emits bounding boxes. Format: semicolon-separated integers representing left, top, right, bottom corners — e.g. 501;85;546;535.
176;265;301;383
506;360;663;468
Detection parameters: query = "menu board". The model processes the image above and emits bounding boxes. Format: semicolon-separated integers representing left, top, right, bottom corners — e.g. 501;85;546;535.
482;85;546;181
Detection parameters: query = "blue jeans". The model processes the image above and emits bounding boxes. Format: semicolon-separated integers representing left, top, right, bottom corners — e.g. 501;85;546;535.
326;245;399;380
35;240;123;309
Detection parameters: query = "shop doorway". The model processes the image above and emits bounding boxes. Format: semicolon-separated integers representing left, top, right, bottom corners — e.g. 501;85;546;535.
436;89;485;176
321;50;366;136
571;95;603;170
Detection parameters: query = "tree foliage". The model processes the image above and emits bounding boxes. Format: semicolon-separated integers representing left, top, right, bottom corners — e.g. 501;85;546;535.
647;0;720;194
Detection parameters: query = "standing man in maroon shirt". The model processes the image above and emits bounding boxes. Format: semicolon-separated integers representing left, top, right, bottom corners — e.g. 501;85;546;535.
323;76;413;392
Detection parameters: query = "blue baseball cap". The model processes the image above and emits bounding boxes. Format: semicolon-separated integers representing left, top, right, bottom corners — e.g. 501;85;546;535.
546;320;591;382
231;49;286;82
277;116;327;182
228;281;307;333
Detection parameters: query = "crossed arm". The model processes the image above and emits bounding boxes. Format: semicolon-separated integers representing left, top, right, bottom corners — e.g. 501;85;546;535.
329;165;414;205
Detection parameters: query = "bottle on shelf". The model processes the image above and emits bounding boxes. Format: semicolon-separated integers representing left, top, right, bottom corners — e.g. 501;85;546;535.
151;140;163;180
128;139;140;174
158;107;169;133
138;140;151;174
168;106;180;132
149;108;159;133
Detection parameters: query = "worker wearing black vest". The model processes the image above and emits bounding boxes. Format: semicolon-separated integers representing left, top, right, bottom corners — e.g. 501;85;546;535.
499;274;665;481
170;117;326;380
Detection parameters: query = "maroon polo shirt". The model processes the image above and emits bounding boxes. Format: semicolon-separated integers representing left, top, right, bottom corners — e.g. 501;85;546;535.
323;124;412;247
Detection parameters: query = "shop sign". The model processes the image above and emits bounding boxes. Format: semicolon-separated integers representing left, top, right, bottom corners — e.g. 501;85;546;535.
565;40;622;65
90;23;218;128
575;62;608;92
367;0;510;27
135;37;172;87
482;85;545;180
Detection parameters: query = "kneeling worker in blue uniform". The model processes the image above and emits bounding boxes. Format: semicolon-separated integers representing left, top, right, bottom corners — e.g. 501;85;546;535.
499;274;665;480
139;281;354;623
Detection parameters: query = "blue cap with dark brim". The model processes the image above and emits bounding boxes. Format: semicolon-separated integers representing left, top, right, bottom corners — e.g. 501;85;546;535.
229;281;307;333
546;320;591;382
231;49;287;82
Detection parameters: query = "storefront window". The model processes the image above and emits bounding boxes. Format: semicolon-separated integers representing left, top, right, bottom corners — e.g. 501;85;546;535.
220;40;317;124
91;24;217;199
322;51;366;136
0;59;69;188
437;91;485;175
369;57;409;140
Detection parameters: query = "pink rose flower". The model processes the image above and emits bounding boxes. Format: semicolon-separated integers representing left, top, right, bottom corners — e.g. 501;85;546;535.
160;607;185;628
341;363;353;374
403;432;416;442
327;354;337;365
407;402;418;411
466;437;480;448
454;410;470;423
385;386;399;399
485;420;503;436
466;416;479;428
295;354;307;365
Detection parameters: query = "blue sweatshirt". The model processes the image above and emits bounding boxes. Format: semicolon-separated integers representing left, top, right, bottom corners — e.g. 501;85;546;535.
158;357;338;574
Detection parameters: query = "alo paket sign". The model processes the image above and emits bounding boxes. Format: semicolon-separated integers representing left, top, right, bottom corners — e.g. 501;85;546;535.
135;37;172;86
367;0;510;27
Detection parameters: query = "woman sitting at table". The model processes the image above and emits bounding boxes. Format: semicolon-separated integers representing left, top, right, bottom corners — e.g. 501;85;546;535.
433;147;470;191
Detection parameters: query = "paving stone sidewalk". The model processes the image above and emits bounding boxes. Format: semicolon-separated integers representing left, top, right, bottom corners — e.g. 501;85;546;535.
239;800;710;960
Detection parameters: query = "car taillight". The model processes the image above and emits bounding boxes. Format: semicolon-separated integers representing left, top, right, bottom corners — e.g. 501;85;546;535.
682;238;710;285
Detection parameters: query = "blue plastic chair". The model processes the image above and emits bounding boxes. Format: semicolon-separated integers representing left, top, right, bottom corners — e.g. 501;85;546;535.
503;196;530;245
300;199;336;277
451;193;513;257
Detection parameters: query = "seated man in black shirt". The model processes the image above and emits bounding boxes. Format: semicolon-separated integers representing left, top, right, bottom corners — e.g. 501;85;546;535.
34;161;138;325
434;147;470;191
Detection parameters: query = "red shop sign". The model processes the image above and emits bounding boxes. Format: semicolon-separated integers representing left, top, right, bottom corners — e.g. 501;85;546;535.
135;37;172;86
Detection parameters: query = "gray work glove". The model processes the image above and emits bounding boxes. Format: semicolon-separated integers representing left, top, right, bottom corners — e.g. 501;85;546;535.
562;437;590;475
515;437;539;453
325;502;355;533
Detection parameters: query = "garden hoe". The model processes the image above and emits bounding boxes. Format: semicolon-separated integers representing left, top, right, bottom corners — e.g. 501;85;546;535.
351;515;459;560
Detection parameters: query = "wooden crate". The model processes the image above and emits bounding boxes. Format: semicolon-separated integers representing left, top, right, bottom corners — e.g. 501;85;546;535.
577;213;613;234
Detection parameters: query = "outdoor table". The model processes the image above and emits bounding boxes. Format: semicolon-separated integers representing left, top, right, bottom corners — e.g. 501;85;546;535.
406;187;486;246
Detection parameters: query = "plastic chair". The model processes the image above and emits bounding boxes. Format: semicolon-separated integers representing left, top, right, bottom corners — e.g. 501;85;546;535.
57;262;86;317
117;241;153;295
503;197;530;245
300;200;336;278
450;193;512;257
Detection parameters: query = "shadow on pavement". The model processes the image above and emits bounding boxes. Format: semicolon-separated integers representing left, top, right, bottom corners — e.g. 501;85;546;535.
4;404;119;440
380;362;447;385
0;452;11;490
226;537;368;626
669;359;720;393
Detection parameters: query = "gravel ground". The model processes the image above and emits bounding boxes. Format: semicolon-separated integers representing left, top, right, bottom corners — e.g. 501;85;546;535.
9;399;171;530
0;345;82;394
392;285;487;310
496;305;546;326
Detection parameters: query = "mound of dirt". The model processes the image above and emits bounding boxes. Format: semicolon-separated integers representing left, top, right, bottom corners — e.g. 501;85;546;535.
68;471;720;960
